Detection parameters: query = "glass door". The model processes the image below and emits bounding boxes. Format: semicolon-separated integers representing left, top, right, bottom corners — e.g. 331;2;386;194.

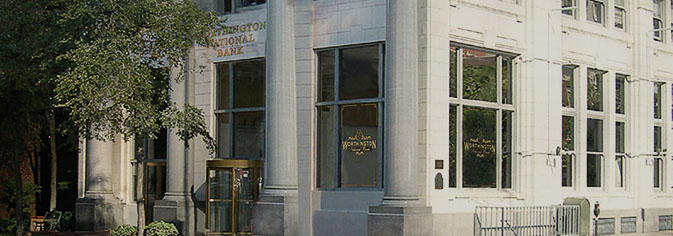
207;160;262;235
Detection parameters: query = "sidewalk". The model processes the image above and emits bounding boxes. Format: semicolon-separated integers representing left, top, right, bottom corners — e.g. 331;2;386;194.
607;231;673;236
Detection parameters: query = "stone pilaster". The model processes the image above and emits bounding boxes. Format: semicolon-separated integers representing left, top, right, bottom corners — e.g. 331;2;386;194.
367;0;431;235
153;49;196;235
75;138;122;231
251;0;299;235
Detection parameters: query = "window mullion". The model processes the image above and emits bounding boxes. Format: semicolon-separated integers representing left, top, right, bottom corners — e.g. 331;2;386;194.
333;49;340;188
229;63;235;158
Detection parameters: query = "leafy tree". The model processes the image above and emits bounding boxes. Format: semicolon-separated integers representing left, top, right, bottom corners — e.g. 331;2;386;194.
1;0;220;235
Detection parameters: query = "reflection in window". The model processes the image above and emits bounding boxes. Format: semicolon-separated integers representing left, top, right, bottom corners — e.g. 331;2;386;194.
653;0;665;41
654;158;663;188
562;66;575;108
614;0;626;30
655;82;663;119
616;122;625;188
562;0;577;17
215;0;267;16
616;75;626;114
587;69;604;111
587;118;603;187
463;49;497;102
562;116;574;187
316;44;384;189
586;0;605;24
463;106;497;188
215;60;266;160
654;126;662;153
450;46;516;189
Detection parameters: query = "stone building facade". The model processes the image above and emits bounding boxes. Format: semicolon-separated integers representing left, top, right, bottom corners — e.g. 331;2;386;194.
76;0;673;235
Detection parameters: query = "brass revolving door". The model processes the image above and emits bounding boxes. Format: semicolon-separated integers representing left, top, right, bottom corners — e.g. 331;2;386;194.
206;160;262;235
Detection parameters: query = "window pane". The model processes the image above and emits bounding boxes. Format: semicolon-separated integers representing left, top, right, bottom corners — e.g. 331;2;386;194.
217;64;231;110
586;0;604;24
587;69;604;111
562;0;575;16
654;0;664;17
450;47;457;98
339;46;379;100
215;0;232;16
587;119;603;152
616;75;626;114
654;19;663;40
234;60;265;108
502;111;513;189
562;155;573;187
317;106;335;189
615;8;625;29
502;57;513;104
462;106;497;188
616;156;624;188
654;158;662;188
563;116;575;151
463;49;497;103
654;126;662;152
616;122;625;153
209;201;232;232
562;66;575;108
318;50;335;102
233;112;265;159
449;105;457;188
654;83;662;119
217;113;231;159
587;154;602;187
236;0;266;8
340;103;378;187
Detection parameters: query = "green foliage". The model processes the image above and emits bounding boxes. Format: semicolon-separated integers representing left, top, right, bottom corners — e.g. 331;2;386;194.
0;180;40;233
144;221;178;236
111;224;137;236
55;0;221;151
57;181;70;191
60;211;75;231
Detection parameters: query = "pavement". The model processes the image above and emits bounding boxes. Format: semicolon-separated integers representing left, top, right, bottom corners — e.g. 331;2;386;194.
606;231;672;236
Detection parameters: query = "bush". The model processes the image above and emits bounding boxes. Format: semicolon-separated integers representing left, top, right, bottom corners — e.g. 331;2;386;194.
111;224;137;236
144;221;178;236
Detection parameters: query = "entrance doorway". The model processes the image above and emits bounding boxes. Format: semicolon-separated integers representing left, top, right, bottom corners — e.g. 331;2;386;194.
206;160;262;235
144;160;166;223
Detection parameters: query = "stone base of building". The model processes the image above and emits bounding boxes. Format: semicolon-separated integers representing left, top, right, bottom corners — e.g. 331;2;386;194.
75;194;123;231
252;194;298;236
153;193;195;236
367;205;433;236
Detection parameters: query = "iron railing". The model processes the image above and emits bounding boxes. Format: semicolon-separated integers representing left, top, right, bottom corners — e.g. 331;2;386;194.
474;205;580;236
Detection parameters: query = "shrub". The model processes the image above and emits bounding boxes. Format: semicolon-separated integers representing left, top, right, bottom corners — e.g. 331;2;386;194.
144;221;178;236
111;224;137;236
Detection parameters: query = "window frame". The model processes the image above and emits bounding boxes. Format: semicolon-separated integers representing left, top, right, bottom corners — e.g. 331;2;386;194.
653;82;666;190
653;0;665;41
214;58;266;160
614;74;628;190
562;0;578;19
586;68;607;189
614;0;627;30
562;65;579;188
314;43;385;190
586;0;606;25
448;44;517;190
215;0;267;16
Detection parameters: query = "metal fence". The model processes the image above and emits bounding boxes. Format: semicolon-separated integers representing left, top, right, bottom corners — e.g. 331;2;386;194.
474;205;580;236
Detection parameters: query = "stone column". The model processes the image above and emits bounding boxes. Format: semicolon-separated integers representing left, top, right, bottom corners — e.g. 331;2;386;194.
252;0;299;235
75;138;122;231
153;52;195;235
367;0;431;235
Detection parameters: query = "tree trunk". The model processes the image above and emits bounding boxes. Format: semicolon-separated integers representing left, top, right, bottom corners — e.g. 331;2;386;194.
13;152;25;236
47;109;58;211
137;161;145;236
